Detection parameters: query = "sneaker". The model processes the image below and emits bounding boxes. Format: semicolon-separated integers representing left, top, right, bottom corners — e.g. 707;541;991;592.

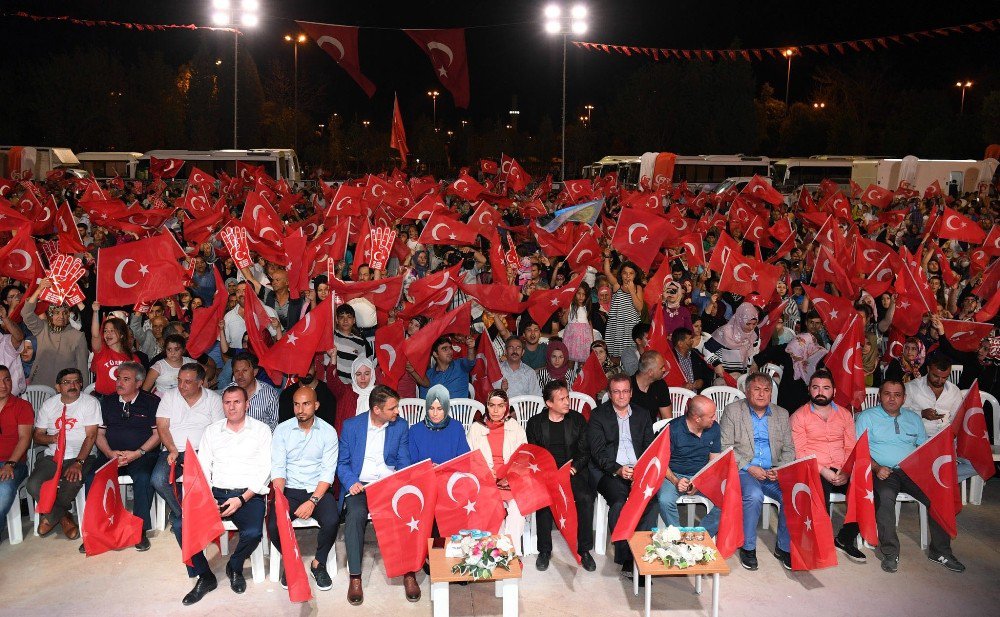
773;546;792;571
880;554;898;573
620;563;633;580
928;553;965;573
311;563;333;590
835;538;867;564
279;568;287;589
535;551;551;571
738;548;758;571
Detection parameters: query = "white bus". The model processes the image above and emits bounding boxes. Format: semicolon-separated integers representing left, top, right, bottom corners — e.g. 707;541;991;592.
134;149;302;183
0;146;84;180
770;156;859;194
584;154;771;190
76;152;142;180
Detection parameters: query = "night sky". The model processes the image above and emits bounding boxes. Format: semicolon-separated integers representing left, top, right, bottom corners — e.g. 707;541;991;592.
4;1;1000;135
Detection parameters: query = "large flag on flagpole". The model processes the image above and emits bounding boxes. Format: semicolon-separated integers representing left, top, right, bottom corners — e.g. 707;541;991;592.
390;94;409;168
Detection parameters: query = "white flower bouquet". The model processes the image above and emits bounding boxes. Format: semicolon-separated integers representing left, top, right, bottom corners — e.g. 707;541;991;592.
450;531;518;580
642;526;718;569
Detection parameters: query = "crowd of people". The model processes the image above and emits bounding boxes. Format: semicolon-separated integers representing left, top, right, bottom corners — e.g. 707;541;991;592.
0;163;997;607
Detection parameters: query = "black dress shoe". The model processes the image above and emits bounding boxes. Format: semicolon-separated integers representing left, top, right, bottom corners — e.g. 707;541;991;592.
535;551;551;571
580;552;597;572
182;574;218;605
226;563;247;594
135;536;151;552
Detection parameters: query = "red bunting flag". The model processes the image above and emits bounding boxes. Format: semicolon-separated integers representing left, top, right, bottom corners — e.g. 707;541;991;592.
776;456;838;570
366;460;439;579
297;22;375;97
404;28;470;108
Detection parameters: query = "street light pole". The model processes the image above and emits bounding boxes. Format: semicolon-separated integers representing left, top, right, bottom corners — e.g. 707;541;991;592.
234;30;239;148
783;48;795;108
544;4;588;183
956;80;973;115
427;90;440;131
211;0;259;149
561;32;567;182
285;34;307;152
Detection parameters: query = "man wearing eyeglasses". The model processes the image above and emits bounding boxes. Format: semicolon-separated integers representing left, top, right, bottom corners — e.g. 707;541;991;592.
26;368;101;539
855;379;965;574
80;361;161;552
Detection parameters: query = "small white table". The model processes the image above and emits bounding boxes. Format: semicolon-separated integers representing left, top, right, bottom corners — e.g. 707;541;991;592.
628;532;730;617
428;536;523;617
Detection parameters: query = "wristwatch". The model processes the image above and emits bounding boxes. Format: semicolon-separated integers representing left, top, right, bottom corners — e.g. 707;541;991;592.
137;448;146;456
2;461;15;467
309;496;321;505
74;458;86;466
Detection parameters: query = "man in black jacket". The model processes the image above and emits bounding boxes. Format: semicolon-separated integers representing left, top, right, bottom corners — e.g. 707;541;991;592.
588;373;658;578
526;379;596;572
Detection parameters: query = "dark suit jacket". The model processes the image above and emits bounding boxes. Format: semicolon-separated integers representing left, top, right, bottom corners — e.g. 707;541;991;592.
587;401;654;477
525;410;590;473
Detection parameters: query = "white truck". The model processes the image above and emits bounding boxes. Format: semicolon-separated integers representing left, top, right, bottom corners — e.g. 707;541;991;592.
851;156;999;195
0;146;84;180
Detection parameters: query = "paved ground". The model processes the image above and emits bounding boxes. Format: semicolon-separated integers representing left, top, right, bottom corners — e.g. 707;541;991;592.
2;479;999;617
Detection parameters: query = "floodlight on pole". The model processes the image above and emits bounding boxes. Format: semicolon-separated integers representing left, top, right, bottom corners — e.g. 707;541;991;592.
208;0;259;148
543;3;588;182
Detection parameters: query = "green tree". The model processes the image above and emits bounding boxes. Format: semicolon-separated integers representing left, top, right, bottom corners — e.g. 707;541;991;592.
981;90;1000;146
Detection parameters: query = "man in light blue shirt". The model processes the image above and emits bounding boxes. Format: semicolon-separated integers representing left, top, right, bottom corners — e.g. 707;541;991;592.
268;387;339;591
855;379;964;574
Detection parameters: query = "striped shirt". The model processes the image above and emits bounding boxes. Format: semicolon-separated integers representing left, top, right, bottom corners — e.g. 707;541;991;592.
229;379;280;431
535;367;577;391
335;330;373;384
606;288;640;359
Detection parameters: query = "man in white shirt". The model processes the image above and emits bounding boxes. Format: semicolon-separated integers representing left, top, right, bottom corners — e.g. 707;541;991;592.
494;336;543;398
180;385;271;606
26;368;101;539
904;355;977;482
219;281;278;390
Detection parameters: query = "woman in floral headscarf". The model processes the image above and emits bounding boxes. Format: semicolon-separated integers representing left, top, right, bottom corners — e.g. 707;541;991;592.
884;337;925;383
703;302;760;383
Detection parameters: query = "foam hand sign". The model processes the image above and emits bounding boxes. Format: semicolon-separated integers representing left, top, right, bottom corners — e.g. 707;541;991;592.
368;226;397;271
41;254;86;306
220;225;252;269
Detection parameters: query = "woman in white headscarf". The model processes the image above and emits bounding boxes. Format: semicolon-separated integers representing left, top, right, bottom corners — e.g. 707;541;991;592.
325;351;377;435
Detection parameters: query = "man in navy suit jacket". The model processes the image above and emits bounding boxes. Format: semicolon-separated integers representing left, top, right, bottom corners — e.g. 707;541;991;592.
337;385;418;606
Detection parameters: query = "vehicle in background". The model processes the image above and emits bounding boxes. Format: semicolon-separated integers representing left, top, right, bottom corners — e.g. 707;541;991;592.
584;154;771;191
851;156;999;196
771;156;858;194
0;146;85;180
711;176;771;196
134;149;302;183
77;151;142;180
582;155;642;185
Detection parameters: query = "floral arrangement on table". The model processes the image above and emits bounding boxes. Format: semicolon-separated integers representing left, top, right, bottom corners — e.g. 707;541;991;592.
449;530;518;580
642;526;718;569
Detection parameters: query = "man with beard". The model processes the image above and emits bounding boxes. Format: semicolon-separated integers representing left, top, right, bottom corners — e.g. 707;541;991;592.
789;369;866;563
277;362;336;426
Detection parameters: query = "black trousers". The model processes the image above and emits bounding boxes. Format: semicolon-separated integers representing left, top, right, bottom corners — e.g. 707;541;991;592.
597;474;658;565
819;476;860;544
536;473;594;555
267;487;340;566
873;470;952;559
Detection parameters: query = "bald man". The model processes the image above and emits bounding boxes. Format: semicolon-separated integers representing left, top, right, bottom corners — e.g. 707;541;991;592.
656;395;723;535
268;387;340;591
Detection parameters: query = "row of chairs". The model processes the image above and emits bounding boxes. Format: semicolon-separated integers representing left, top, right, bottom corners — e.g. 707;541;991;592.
396;392;599;429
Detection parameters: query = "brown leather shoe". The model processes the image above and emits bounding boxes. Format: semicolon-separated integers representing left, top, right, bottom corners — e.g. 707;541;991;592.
403;572;421;602
38;517;57;537
347;575;364;606
60;515;80;540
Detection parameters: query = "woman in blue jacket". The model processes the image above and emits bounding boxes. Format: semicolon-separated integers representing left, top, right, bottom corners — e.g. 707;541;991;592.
408;384;470;464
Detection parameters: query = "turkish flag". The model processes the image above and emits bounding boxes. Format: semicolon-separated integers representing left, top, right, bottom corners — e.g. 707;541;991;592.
403;304;471;377
324;183;364;220
611;428;671;542
532;222;574;257
149;156;184;179
366;460;439;579
981;226;1000;256
471;330;504;403
840;431;878;545
405;28;470;107
55;201;88;254
283;228;310;299
690;448;744;558
350;216;372;280
495;444;557;516
546;462;580;563
527;272;584;326
390;94;409;167
0;226;45;284
820;191;852;221
861;184;894;209
643;256;674;310
707;231;741;274
572;353;608;413
611;207;671;271
826;314;866;410
468;201;501;236
180;185;214;219
81;459;144;556
897;429;960;537
500;154;532;193
647;304;686;388
459;282;526;315
297;22;375;97
187;166;215;190
374;320;407;389
183;203;230;245
480;159;499;175
938;319;994;353
36;406;68;515
28;194;57;235
260;297;334;377
757;299;788;350
401;193;449;222
565;231;603;273
950;382;995;481
407;263;461;308
717;250;781;301
186;266;228;358
741;174;783;205
433;451;506;536
329;275;404;317
938;206;987;243
449;170;485;201
181;442;224;566
243;284;274;357
241;190;284;246
802;284;855;336
271;489;314;602
924;179;944;199
777;456;838;570
96;234;186;306
417;212;479;246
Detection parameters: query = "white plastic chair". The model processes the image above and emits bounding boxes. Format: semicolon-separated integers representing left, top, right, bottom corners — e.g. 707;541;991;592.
677;495;714;526
895;493;929;550
568;391;597;417
219;520;267;583
268;517;338;581
448;398;484;428
23;385;56;413
949;365;963;386
511;395;546;429
5;476;28;544
969;390;999;505
669;387;697;418
593;494;609;556
761;496;780;530
83;383;97;396
398;398;426;427
864;387;880;411
701;385;746;412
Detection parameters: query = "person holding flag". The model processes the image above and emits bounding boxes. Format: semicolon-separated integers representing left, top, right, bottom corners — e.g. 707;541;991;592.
720;372;796;571
854;379;965;574
26;368;101;539
789;369;866;563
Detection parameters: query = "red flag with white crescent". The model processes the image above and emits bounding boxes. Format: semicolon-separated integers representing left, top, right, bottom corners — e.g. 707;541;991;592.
433;450;506;536
776;456;838;570
950;381;995;482
272;488;313;602
82;459;144;556
297;22;375;97
898;430;960;537
840;431;878;545
611;428;671;542
404;29;470;108
366;460;439;579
